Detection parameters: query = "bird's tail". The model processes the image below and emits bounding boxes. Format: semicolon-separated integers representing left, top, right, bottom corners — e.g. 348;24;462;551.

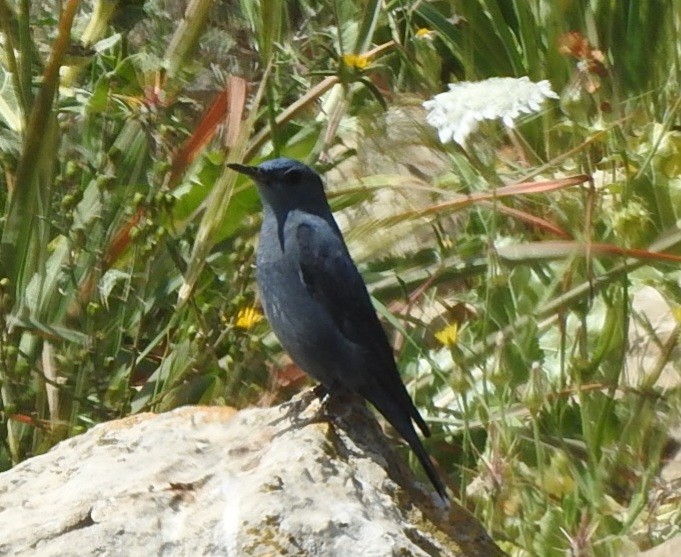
367;392;448;501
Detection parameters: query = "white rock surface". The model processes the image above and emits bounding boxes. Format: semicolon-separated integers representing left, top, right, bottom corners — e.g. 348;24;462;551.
0;394;503;557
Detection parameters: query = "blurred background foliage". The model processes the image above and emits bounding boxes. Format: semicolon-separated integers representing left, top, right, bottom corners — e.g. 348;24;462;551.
1;0;681;555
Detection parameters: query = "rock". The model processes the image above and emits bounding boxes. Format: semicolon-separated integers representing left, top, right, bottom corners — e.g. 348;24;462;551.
0;393;504;557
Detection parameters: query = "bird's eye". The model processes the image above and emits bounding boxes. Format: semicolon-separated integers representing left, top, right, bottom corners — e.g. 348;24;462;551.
284;168;304;184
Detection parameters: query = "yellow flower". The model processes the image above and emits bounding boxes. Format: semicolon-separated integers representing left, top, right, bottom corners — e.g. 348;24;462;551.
435;323;458;347
415;28;436;40
341;53;370;70
235;306;263;330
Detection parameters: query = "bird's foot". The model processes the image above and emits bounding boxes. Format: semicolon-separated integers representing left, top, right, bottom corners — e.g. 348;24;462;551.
297;385;335;425
307;386;359;426
279;385;355;429
280;388;319;417
312;383;330;400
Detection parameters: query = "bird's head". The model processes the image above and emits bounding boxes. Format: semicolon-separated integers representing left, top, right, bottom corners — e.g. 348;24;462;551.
228;158;328;215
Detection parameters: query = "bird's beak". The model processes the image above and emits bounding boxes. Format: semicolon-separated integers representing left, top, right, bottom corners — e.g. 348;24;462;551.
227;163;261;179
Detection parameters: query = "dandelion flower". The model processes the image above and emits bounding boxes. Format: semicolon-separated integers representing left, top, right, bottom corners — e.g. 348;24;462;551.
341;53;370;70
235;306;263;329
415;28;436;41
435;323;459;347
423;77;558;146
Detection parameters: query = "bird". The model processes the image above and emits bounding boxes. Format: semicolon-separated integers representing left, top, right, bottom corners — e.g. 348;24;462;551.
228;157;447;500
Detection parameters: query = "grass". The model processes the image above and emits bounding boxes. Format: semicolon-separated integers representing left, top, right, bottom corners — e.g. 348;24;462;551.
1;0;681;555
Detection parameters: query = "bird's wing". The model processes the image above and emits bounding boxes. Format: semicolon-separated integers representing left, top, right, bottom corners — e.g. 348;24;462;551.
296;220;432;439
295;221;392;358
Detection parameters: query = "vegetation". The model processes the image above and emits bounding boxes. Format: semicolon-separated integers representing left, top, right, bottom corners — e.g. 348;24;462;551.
1;1;680;555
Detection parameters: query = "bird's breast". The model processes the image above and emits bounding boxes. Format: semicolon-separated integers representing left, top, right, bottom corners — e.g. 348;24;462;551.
256;256;344;358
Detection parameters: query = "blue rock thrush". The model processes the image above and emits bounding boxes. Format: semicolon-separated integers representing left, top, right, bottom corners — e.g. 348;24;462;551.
228;157;447;500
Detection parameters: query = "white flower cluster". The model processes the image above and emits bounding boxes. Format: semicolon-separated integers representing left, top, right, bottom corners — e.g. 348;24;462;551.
423;77;559;146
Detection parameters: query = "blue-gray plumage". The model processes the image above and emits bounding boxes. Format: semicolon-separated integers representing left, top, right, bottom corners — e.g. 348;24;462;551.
228;157;447;500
